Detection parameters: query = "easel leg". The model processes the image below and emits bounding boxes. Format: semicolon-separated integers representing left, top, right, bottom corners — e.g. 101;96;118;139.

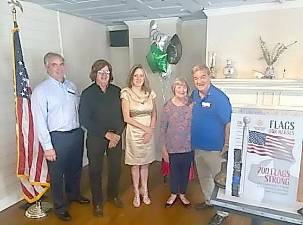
251;218;263;225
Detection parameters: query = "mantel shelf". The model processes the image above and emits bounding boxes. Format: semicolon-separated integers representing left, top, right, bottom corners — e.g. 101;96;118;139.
211;79;303;109
212;79;303;92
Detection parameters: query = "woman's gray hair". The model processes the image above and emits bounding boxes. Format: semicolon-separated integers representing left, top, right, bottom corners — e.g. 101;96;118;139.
171;77;190;95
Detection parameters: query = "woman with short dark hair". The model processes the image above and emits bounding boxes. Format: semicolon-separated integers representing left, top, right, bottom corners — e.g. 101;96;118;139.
89;59;113;82
79;59;125;217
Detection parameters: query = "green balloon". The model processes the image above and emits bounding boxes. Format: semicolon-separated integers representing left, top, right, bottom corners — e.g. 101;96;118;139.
146;43;168;73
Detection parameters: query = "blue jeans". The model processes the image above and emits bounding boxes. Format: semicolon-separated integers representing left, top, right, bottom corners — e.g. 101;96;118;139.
169;151;193;194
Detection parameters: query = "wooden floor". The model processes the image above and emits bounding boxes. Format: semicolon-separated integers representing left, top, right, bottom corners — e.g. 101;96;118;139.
0;161;278;225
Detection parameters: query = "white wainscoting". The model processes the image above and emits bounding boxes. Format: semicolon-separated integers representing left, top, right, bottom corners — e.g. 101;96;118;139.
212;79;303;110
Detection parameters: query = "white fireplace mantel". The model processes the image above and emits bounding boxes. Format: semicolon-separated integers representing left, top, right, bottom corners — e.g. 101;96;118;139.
212;79;303;110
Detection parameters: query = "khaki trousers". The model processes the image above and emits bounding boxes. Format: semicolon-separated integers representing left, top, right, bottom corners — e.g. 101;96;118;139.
194;150;221;202
194;150;229;217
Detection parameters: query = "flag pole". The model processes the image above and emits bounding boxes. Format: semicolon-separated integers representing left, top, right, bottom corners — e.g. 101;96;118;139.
8;0;52;219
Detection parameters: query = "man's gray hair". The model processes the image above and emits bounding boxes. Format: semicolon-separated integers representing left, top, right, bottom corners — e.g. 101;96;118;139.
191;65;210;76
43;52;64;66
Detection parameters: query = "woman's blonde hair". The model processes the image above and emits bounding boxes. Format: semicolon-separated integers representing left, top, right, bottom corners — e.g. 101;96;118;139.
171;77;190;95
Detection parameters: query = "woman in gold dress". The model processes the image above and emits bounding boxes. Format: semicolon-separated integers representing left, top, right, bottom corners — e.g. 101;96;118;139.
121;65;157;207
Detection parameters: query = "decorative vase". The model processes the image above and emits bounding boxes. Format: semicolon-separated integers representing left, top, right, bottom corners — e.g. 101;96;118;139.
223;59;235;79
209;66;216;79
263;65;275;79
208;52;216;78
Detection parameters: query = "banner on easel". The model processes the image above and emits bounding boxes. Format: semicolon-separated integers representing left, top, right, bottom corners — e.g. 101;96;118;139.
224;107;303;214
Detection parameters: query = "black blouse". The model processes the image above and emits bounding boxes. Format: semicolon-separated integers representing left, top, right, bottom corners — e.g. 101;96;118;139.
79;83;125;138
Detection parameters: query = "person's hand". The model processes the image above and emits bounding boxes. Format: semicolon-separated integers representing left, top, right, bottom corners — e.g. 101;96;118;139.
113;133;121;142
221;144;229;160
144;126;153;134
105;132;120;143
143;132;152;144
105;132;120;149
45;149;57;161
162;146;169;163
108;140;117;149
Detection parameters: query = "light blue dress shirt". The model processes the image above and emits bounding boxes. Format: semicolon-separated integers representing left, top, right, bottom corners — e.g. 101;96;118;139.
31;76;80;151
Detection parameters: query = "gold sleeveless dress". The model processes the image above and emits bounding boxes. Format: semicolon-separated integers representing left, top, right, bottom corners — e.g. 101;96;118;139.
121;87;156;165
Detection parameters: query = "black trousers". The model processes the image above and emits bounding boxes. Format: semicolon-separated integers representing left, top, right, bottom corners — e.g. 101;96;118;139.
86;134;122;205
169;151;193;194
48;128;84;213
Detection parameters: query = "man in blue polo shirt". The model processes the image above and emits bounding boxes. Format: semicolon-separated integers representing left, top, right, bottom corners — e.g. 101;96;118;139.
191;65;231;225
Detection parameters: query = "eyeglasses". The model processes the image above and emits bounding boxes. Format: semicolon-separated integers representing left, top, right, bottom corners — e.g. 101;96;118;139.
97;70;110;75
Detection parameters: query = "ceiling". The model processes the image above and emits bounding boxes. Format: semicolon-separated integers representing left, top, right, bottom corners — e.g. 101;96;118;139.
22;0;294;26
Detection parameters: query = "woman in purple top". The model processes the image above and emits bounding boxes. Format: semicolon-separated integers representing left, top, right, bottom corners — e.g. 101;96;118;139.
160;77;193;208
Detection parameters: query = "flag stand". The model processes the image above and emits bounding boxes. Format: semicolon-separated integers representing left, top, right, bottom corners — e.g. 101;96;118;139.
9;0;52;219
25;201;52;219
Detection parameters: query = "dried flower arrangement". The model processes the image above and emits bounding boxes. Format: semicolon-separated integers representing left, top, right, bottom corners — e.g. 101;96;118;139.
259;37;297;78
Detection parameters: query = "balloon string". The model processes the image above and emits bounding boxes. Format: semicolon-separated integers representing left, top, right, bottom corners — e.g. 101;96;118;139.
160;76;165;103
160;75;168;103
160;64;172;103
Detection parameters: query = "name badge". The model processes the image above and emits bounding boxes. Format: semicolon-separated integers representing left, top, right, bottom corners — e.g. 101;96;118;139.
67;88;75;95
201;102;211;108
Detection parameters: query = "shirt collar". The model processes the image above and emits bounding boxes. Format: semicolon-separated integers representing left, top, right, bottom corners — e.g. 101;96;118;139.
94;82;112;93
195;83;213;99
48;75;66;86
206;84;213;96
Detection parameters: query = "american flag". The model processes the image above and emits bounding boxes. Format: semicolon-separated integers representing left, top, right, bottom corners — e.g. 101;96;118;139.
247;130;295;162
13;23;49;203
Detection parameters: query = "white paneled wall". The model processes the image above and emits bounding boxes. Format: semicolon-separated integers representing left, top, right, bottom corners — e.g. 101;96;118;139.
0;1;108;211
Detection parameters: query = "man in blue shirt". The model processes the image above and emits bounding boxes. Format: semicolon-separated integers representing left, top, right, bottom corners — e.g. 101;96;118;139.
31;52;89;221
191;65;231;225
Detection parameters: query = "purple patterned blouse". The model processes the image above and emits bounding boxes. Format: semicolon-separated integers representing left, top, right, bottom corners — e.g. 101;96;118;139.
160;99;192;154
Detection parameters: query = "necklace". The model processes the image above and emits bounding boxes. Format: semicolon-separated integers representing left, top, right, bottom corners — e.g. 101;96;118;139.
130;88;147;104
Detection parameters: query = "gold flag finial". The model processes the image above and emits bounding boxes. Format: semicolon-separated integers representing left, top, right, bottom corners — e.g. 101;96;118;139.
8;0;23;26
